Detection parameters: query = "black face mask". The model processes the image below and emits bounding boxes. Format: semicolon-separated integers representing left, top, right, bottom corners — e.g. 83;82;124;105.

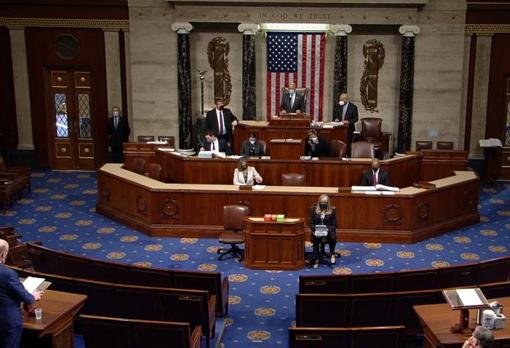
218;105;224;110
319;203;328;210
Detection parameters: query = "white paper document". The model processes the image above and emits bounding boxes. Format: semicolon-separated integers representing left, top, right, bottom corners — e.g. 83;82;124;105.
252;185;266;190
457;288;483;306
479;138;502;148
351;186;377;192
23;276;46;294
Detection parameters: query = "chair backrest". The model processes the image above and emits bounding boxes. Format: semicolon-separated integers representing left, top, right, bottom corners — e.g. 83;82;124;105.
258;139;267;155
132;157;146;175
148;163;162;181
350;142;375;158
281;87;309;113
330;140;347;159
223;205;250;232
436;141;454;150
415;141;433;151
360;118;383;141
158;136;175;148
0;155;7;171
282;173;306;186
137;135;155;142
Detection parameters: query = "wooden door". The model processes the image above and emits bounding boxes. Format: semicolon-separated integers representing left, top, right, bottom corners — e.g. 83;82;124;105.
46;69;95;170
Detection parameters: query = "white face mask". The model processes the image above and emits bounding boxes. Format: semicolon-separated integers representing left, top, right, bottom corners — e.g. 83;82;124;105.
113;111;120;117
339;101;345;106
289;89;295;94
249;138;256;144
310;137;318;143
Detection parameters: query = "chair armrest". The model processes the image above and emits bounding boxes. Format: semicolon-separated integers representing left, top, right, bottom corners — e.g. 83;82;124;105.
221;277;229;316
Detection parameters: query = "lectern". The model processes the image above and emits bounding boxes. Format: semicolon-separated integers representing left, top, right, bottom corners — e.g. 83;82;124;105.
244;217;305;270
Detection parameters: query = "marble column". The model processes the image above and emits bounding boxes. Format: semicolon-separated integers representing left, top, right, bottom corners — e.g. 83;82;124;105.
397;25;420;153
103;29;123;115
9;27;34;151
330;25;352;117
238;23;259;120
172;22;193;149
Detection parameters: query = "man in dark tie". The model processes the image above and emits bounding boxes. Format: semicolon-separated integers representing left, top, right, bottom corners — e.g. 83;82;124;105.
199;131;230;154
107;106;131;163
0;239;44;348
334;93;359;157
280;82;304;115
205;98;238;151
360;158;390;186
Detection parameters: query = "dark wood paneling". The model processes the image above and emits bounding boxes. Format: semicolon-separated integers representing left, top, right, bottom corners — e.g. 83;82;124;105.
119;30;128;121
485;34;510;178
25;27;108;168
0;0;128;20
467;2;510;25
464;34;477;152
0;26;18;151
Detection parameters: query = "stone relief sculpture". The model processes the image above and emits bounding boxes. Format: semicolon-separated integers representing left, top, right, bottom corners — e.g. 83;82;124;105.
360;39;385;112
207;37;232;105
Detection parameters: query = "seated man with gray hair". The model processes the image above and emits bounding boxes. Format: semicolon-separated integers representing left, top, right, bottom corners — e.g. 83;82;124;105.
462;326;494;348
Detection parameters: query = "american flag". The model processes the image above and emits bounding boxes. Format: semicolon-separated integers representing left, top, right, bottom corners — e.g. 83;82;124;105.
266;32;326;121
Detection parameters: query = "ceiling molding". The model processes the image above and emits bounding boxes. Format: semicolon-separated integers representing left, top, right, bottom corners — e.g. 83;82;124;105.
0;17;129;30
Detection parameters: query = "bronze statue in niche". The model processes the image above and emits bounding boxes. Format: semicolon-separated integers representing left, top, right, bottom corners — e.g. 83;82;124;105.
207;37;232;105
360;39;385;112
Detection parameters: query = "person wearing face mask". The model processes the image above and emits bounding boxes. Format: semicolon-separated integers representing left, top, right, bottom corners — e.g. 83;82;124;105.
304;129;331;157
309;195;338;268
240;132;265;157
107;106;131;163
334;93;358;157
360;158;390;186
280;82;304;115
233;157;263;185
205;98;238;151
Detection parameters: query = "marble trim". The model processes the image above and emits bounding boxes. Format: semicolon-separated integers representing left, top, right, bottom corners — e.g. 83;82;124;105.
0;17;129;30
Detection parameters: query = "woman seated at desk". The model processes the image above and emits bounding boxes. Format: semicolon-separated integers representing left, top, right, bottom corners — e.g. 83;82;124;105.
233;157;263;185
304;129;331;158
309;194;338;268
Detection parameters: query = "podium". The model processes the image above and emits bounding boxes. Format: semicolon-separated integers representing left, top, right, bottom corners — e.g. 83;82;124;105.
244;217;305;270
269;139;303;159
23;290;87;348
269;114;310;127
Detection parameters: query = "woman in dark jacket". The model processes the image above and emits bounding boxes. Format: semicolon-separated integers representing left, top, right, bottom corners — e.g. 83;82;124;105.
309;194;338;268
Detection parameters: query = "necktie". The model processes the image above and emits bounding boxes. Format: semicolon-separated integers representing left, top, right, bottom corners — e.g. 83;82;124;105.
219;111;225;135
212;142;215;151
290;94;295;109
372;171;378;185
342;104;347;120
114;117;118;129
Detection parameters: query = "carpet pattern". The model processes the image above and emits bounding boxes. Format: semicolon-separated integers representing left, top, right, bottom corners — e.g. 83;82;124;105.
2;171;510;347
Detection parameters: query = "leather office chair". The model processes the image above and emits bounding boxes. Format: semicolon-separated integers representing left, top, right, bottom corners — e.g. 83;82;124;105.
351;142;375;159
258;140;267;155
437;141;454;150
147;163;162;181
330;140;347;159
359;118;384;158
158;136;175;148
416;141;433;151
131;157;146;175
280;87;309;114
281;173;306;186
137;135;155;142
218;205;250;261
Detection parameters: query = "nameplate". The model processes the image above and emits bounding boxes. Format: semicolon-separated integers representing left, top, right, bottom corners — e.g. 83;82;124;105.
239;185;252;191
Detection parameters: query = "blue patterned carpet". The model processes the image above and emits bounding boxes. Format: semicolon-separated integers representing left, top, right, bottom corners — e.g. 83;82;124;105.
2;171;510;347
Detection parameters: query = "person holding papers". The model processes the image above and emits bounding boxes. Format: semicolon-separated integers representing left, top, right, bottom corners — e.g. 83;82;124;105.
0;239;43;348
233;157;263;185
309;195;338;268
360;158;390;186
304;129;331;158
200;131;231;154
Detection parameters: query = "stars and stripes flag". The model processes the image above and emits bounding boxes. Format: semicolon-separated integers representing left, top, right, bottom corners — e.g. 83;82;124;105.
266;32;326;121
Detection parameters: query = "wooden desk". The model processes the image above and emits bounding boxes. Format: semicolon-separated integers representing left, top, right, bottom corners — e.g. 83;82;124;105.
244;217;305;270
23;290;87;348
269;139;303;160
414;297;510;348
97;164;479;243
234;121;347;155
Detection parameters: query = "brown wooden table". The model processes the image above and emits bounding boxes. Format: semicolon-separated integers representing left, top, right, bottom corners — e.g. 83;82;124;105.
414;297;510;348
244;217;305;270
234;121;347;156
23;290;87;348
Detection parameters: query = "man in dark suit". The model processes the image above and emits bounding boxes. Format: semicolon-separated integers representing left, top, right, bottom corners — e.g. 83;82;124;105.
240;132;265;157
0;239;43;348
107;106;130;163
360;158;390;186
205;98;238;151
280;82;305;114
199;131;231;154
334;93;359;157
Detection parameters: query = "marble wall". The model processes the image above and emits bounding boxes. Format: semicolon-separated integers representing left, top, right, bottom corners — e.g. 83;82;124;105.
127;0;468;152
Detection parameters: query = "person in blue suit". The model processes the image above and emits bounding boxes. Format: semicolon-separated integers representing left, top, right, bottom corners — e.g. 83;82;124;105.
0;239;43;348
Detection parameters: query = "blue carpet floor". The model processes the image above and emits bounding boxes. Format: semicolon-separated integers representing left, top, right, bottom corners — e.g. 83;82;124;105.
2;171;510;347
